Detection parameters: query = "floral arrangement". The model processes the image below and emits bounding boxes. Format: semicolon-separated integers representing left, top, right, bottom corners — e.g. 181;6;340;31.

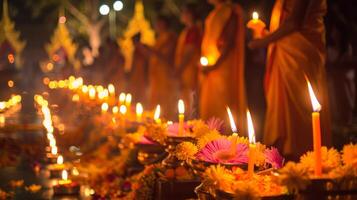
275;144;357;193
175;125;284;168
203;165;288;198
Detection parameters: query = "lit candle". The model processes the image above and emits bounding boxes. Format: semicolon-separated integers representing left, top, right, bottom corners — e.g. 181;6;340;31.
81;85;88;94
108;84;115;96
200;57;209;66
307;79;322;176
136;103;143;122
246;110;256;177
120;105;127;130
112;106;119;114
226;107;238;154
89;87;96;100
72;94;79;102
57;155;63;165
125;93;132;109
247;11;266;39
58;170;72;185
120;105;127;116
51;146;58;155
0;114;5;127
101;102;109;113
178;99;185;136
119;93;126;105
154;105;161;124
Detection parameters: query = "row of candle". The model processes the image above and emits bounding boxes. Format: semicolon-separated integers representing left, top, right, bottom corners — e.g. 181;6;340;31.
46;74;323;178
0;95;22;127
34;95;74;187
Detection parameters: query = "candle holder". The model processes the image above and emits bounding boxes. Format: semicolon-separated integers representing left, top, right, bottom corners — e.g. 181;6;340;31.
136;143;166;165
215;189;294;200
162;136;195;168
53;182;80;196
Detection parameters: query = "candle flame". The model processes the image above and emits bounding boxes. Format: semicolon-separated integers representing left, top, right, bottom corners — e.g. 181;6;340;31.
200;57;209;66
136;103;143;115
246;110;256;144
89;88;96;98
178;99;185;114
120;105;127;115
226;106;237;133
119;93;126;103
112;106;119;114
108;84;115;94
51;146;58;155
154;105;161;120
125;94;132;104
101;103;109;112
307;79;321;112
252;11;259;20
57;155;63;164
62;170;68;180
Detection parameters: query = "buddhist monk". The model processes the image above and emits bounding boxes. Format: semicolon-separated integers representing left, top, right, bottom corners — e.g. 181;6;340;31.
137;15;177;118
200;0;246;133
248;0;331;159
129;33;149;105
175;4;202;118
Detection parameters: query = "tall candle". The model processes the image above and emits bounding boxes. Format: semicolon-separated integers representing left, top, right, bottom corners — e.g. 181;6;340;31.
307;80;322;176
154;105;161;124
136;103;143;122
178;100;185;136
226;107;238;154
247;110;256;177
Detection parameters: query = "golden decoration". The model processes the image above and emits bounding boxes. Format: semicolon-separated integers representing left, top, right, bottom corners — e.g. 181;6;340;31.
0;0;26;68
118;0;155;71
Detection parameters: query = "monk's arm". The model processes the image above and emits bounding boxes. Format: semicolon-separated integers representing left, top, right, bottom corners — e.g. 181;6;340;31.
249;0;310;48
204;13;237;72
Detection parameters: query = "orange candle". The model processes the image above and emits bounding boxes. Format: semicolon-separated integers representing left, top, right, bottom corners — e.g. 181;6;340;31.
307;80;322;176
246;110;256;177
136;103;143;122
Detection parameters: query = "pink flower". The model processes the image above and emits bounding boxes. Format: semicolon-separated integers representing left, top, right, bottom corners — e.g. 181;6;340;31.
264;147;284;169
138;136;155;144
167;122;191;136
196;138;248;164
206;117;225;133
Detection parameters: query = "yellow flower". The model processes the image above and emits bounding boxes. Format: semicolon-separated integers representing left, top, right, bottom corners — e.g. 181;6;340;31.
329;164;357;180
197;130;224;149
254;142;267;167
300;146;341;173
276;162;310;193
175;142;198;162
25;184;42;193
227;135;249;145
145;124;167;144
188;120;211;138
204;165;235;191
342;143;357;166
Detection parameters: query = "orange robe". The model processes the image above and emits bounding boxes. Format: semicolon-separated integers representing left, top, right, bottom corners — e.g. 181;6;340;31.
129;48;148;104
149;31;177;118
200;3;246;133
175;25;201;116
263;0;331;158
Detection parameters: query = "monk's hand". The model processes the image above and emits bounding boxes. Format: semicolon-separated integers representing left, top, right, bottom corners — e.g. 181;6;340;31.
248;38;269;49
